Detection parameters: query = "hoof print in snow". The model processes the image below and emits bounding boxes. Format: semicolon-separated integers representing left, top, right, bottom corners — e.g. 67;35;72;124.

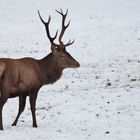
81;128;87;131
95;76;100;79
57;129;62;133
105;79;112;87
105;131;110;134
65;85;69;90
130;79;137;82
96;114;100;117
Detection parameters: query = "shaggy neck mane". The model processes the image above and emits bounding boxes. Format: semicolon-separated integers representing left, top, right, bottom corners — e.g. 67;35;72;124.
39;53;63;85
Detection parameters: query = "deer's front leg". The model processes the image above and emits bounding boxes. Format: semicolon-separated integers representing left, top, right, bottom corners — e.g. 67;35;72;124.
12;95;27;126
29;89;39;128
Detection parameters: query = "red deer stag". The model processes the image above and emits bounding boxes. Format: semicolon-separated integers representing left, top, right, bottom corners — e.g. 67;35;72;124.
0;9;80;130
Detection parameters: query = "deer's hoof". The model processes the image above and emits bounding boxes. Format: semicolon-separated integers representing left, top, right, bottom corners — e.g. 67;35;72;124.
33;124;38;128
12;123;16;126
0;127;3;130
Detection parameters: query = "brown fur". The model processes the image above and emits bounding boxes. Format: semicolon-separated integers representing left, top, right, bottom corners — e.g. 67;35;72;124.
0;9;80;130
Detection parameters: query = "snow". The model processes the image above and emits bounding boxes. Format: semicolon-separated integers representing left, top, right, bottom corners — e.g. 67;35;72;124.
0;0;140;139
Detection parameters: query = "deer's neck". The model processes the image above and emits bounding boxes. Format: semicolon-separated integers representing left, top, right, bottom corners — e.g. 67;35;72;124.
39;53;63;85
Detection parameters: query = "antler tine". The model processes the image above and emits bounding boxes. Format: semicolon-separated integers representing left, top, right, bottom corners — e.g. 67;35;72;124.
38;10;48;24
65;39;75;47
56;9;71;45
38;10;58;45
55;8;68;17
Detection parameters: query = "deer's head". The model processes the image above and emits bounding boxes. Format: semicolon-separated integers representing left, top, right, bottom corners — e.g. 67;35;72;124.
38;9;80;70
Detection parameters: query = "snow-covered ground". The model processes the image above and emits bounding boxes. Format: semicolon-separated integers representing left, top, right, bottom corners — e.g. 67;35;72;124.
0;0;140;140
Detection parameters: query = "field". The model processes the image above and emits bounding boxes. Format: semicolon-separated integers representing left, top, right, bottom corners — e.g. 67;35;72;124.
0;0;140;140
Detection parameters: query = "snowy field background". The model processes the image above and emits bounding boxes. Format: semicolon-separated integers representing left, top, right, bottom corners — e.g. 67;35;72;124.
0;0;140;140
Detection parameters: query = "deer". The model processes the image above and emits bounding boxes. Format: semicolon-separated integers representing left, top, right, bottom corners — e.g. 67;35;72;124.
0;9;80;130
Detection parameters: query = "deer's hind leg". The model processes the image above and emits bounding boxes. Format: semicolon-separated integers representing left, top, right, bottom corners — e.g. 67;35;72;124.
0;95;8;130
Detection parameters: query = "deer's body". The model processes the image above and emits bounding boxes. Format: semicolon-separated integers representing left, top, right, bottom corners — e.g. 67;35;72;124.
0;9;80;130
0;55;62;98
0;58;42;98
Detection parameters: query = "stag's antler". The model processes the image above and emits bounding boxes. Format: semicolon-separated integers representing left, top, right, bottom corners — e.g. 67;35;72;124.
56;9;75;47
38;9;74;50
38;10;58;46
